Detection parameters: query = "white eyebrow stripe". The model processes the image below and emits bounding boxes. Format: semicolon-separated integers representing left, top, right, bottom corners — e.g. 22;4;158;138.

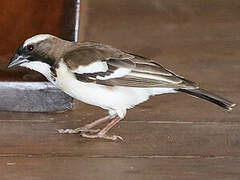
23;34;52;47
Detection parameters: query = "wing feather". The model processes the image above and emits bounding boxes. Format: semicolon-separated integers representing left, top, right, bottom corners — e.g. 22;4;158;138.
63;43;197;89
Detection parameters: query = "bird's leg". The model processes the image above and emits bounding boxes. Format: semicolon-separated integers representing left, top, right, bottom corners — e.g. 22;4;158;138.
81;116;123;140
58;114;115;134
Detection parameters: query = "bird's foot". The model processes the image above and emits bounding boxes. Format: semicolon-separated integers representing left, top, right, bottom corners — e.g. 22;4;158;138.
81;132;123;141
57;127;100;134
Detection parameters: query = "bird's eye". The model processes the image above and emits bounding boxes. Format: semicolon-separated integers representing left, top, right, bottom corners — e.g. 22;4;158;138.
27;44;34;51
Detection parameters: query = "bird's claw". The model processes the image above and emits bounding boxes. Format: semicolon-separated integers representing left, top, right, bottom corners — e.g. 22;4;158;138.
81;132;124;141
57;127;101;134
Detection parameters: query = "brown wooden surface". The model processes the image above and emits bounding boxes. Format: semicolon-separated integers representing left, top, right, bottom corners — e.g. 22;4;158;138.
0;78;239;180
0;90;239;180
1;0;240;179
1;157;240;180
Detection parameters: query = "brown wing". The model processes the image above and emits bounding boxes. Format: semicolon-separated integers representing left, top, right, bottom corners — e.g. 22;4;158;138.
63;42;132;69
63;43;197;89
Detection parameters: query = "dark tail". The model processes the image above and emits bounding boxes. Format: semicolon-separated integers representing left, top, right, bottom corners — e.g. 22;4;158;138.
177;88;236;111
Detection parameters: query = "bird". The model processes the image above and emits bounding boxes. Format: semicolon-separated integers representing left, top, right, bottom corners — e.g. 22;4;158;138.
8;34;236;140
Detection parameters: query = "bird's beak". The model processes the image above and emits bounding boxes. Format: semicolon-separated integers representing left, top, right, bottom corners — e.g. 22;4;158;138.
8;54;28;68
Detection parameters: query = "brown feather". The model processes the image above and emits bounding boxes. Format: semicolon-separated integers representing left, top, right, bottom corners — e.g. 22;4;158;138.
62;42;197;89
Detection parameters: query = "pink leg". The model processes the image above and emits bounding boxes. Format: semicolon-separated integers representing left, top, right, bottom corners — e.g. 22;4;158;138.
81;116;123;140
58;114;116;134
98;116;121;135
83;114;117;129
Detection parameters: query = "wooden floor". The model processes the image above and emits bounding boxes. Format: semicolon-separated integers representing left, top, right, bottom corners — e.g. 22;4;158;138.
0;56;239;180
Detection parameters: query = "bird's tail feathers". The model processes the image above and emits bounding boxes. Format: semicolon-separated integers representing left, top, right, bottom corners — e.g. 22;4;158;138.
177;88;236;111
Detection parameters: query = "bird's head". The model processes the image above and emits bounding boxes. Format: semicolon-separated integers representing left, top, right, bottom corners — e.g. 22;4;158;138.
8;34;69;77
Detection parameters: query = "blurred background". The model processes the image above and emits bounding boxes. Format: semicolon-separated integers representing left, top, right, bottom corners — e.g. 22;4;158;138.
0;0;239;86
0;0;77;81
0;1;240;179
0;0;239;110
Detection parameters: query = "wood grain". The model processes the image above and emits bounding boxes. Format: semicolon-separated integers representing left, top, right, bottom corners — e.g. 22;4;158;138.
1;157;240;180
0;116;240;157
1;0;240;179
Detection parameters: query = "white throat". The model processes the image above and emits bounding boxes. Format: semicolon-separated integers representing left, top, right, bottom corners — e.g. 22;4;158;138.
20;61;52;81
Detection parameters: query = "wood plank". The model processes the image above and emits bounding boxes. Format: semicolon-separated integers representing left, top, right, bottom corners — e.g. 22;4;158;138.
79;0;240;68
0;120;240;157
1;157;240;180
0;1;239;179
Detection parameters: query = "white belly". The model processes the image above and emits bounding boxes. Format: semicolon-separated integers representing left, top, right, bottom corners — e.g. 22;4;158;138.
54;76;175;109
52;61;176;118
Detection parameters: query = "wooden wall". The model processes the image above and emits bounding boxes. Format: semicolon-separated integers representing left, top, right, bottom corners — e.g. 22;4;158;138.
0;0;76;57
79;0;240;67
1;0;240;81
0;0;77;81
